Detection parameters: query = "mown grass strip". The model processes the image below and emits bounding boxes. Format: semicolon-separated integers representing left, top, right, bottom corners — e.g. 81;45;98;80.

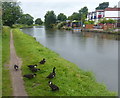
2;26;12;96
13;28;117;96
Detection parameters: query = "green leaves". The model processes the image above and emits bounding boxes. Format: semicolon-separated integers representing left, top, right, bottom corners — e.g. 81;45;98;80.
35;18;43;25
2;2;22;27
44;11;57;28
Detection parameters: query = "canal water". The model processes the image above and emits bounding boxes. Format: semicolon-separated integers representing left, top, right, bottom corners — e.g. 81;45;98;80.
21;26;118;92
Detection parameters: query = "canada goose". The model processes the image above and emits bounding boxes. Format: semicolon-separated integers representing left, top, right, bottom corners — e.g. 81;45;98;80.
48;81;59;91
23;73;36;79
14;64;19;71
39;58;46;64
28;64;37;69
47;67;56;79
30;68;40;72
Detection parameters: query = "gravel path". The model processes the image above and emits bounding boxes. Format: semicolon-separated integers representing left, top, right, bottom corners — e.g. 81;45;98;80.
10;29;28;96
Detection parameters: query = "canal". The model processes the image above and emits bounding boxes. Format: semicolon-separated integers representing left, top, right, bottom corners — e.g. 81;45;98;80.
21;26;118;92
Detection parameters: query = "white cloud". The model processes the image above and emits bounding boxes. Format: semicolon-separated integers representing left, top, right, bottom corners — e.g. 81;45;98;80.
19;0;119;21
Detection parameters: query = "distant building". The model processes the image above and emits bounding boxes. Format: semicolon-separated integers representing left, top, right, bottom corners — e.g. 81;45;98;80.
87;8;120;23
104;8;120;20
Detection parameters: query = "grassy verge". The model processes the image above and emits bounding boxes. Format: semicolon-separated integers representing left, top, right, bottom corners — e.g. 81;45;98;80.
13;28;117;96
2;26;12;96
0;28;2;97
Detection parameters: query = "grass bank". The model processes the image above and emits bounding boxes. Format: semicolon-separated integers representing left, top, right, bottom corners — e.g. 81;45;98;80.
2;26;12;96
13;28;117;96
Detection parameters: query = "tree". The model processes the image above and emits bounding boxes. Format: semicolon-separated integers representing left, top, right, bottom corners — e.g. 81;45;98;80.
79;6;88;23
96;2;109;10
44;11;56;28
57;13;67;21
35;18;43;25
68;12;80;20
17;14;34;25
2;2;22;27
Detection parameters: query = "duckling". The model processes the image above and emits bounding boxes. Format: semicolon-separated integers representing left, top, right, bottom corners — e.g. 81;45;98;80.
48;81;59;91
28;64;37;69
30;68;40;72
23;73;36;79
39;58;46;64
47;67;56;79
14;64;19;71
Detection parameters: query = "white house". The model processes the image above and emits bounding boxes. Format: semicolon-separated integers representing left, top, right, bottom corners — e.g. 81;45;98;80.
87;8;120;23
104;8;120;20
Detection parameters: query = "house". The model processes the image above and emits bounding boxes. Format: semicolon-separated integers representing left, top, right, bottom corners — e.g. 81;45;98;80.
104;8;120;20
87;8;120;23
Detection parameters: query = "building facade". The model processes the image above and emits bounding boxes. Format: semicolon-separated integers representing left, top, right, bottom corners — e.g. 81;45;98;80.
87;8;120;23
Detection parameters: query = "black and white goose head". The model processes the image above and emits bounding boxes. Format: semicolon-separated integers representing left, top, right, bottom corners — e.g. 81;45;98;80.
48;81;59;91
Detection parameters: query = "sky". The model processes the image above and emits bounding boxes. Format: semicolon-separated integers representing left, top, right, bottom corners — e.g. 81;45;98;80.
18;0;119;21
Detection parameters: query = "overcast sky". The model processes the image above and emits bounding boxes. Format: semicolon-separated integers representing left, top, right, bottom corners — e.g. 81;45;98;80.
18;0;119;21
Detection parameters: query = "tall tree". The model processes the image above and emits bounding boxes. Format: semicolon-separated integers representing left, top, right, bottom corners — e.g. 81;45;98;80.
57;13;67;21
79;6;88;23
35;18;43;25
2;2;22;27
96;2;109;10
68;12;80;20
44;11;56;28
17;14;34;25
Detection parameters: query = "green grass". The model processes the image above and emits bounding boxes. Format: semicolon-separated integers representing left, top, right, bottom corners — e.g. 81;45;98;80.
13;28;117;96
0;28;2;97
2;26;12;96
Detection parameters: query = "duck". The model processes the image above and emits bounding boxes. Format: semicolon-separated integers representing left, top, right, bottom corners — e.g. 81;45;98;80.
46;67;56;79
28;64;37;69
39;58;46;64
30;68;40;72
48;81;59;91
14;64;19;71
23;73;36;79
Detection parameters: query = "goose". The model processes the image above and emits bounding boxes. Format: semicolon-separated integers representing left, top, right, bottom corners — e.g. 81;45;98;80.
30;68;40;72
39;58;46;64
47;67;56;79
48;81;59;91
28;64;37;69
14;64;19;71
23;73;36;79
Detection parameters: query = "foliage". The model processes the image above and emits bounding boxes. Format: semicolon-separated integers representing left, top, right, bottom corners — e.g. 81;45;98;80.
2;26;12;96
84;20;94;24
79;6;88;23
57;13;67;22
68;6;88;23
2;2;22;27
69;12;80;20
17;14;34;25
44;11;57;28
35;18;43;25
13;28;117;96
96;2;109;10
99;18;116;24
57;22;66;29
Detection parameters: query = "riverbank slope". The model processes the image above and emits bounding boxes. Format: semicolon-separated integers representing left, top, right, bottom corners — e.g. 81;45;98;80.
13;28;116;96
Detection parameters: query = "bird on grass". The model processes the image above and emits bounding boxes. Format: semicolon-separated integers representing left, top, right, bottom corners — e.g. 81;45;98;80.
47;67;56;79
14;64;19;71
48;81;59;91
39;58;46;64
28;64;37;69
23;73;36;79
30;68;40;72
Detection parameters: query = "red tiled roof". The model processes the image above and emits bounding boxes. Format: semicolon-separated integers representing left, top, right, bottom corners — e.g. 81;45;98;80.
105;8;120;11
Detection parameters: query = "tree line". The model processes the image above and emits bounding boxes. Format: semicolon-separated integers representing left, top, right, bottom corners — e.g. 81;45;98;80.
2;1;113;28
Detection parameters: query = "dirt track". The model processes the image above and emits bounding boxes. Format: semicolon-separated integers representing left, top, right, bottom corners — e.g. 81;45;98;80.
10;29;27;96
